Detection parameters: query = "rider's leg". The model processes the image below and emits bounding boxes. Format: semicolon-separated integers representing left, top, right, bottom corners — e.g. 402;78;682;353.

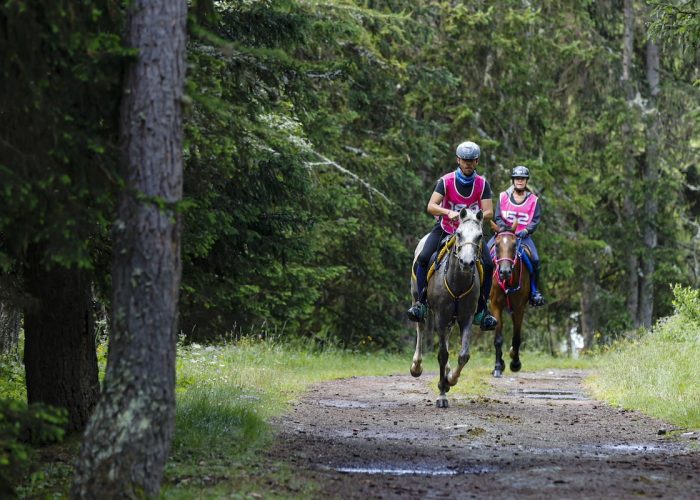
524;238;545;306
531;261;545;306
475;239;497;330
408;225;443;322
415;263;428;302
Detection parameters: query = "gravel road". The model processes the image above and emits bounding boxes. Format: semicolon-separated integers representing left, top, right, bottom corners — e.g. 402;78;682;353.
267;369;699;499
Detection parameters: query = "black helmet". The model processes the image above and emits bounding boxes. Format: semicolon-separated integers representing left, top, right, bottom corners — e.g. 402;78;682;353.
511;165;530;179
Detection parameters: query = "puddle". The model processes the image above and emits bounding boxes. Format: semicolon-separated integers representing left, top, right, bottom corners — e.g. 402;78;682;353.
597;443;665;453
514;389;586;400
317;399;370;408
333;466;493;476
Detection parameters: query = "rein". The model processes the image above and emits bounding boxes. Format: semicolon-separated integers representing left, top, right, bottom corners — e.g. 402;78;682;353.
442;238;477;318
493;232;524;308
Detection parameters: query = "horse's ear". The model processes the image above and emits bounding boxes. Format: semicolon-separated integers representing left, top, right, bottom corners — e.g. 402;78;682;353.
476;209;483;221
459;207;468;221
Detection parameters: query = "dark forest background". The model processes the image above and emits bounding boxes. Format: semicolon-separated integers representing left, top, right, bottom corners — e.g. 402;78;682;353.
2;0;699;352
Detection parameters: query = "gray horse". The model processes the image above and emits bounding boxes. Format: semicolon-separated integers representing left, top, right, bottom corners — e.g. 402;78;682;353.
410;207;483;408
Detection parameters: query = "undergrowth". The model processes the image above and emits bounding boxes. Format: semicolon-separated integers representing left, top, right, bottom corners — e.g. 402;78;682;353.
588;285;700;429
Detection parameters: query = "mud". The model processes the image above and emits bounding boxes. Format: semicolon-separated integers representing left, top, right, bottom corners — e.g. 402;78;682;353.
267;369;699;499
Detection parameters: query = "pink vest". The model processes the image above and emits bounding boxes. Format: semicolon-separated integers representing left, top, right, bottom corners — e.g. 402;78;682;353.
499;190;538;232
440;172;486;234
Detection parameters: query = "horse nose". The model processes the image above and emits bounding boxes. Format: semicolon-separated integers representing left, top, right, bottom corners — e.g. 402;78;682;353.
499;267;511;280
460;257;475;268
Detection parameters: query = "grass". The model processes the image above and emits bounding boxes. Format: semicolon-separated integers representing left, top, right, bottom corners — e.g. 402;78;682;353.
164;338;411;498
587;312;700;429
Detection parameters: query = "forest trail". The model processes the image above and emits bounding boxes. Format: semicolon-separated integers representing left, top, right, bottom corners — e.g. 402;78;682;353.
266;369;699;499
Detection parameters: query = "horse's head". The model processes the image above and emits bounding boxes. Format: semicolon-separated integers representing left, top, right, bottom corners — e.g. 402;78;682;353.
490;220;518;281
453;207;483;270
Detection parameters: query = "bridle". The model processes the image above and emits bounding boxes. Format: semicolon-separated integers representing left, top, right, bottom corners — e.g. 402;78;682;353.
444;224;481;301
493;231;523;294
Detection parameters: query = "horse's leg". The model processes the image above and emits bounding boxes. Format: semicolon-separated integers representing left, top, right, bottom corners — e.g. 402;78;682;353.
509;306;525;372
410;320;424;377
436;324;450;408
447;313;472;386
492;303;506;377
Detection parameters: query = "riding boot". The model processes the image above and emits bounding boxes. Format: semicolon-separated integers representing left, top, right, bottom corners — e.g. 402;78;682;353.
475;265;497;330
475;299;497;331
407;263;429;322
530;266;545;307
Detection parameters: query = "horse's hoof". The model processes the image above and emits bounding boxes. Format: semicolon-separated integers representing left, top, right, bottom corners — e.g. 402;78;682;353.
510;360;522;372
436;398;449;408
493;369;502;378
410;364;423;377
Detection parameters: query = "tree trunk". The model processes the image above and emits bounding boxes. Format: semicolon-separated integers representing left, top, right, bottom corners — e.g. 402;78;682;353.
71;0;187;498
0;300;21;357
639;39;660;328
621;0;640;327
580;279;598;350
23;248;99;431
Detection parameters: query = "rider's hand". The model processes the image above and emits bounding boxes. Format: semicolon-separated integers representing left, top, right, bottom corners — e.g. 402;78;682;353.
448;211;460;221
516;229;528;238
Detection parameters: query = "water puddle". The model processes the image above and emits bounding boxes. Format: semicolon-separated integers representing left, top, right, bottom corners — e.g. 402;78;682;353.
515;389;586;400
333;466;493;476
597;443;665;453
317;399;370;409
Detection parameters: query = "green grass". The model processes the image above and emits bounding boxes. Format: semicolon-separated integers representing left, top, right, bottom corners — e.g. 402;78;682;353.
587;311;700;429
164;338;412;498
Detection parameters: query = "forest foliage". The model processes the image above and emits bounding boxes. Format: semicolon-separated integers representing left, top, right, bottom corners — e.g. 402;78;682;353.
1;0;699;353
178;0;699;350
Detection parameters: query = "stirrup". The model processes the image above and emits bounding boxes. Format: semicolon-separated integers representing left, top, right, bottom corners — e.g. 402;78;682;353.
530;292;545;307
407;303;428;323
480;313;498;330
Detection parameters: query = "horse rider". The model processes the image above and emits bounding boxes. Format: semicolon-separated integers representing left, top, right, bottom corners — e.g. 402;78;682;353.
493;165;545;306
407;140;498;329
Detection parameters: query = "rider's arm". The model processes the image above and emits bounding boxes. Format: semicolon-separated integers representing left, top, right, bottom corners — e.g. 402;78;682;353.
493;201;506;228
480;198;494;221
480;180;494;221
525;200;542;234
427;191;459;221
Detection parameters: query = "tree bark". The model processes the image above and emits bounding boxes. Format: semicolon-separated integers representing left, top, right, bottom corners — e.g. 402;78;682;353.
580;279;598;350
639;39;660;328
0;300;20;357
23;248;100;431
71;0;187;497
621;0;641;327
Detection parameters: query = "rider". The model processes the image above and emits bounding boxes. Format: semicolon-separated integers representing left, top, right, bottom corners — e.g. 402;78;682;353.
407;140;498;329
493;165;545;306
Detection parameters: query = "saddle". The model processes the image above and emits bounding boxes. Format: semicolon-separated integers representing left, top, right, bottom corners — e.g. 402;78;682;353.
489;239;534;274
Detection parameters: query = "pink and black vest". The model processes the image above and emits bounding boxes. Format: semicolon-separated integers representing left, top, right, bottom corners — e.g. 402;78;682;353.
439;171;486;234
499;190;538;232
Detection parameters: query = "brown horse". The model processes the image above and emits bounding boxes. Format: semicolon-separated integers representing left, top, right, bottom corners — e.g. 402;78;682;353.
488;221;530;378
410;207;483;408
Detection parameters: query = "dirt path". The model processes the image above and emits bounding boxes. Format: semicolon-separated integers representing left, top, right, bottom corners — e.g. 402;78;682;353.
267;369;699;499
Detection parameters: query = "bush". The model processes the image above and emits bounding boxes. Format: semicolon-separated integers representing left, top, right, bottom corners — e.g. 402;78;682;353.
0;399;67;498
671;284;700;331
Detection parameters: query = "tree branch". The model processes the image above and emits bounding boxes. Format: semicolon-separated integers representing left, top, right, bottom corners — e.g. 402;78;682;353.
305;152;393;205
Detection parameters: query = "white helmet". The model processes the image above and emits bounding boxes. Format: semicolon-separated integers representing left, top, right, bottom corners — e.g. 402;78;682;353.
456;141;480;160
